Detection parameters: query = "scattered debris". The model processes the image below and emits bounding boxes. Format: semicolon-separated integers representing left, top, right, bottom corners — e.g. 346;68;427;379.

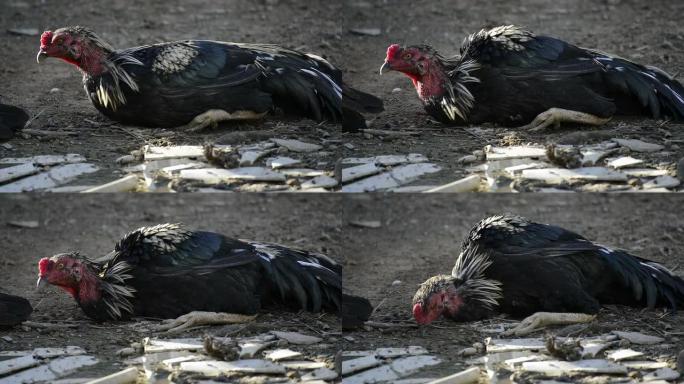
424;175;481;193
607;156;644;169
7;27;39;36
485;145;547;161
341;163;441;192
349;27;382;36
349;220;382;228
83;367;139;384
612;138;664;153
272;331;322;345
613;331;664;345
0;163;99;193
425;367;480;384
642;367;680;381
179;359;286;375
607;349;644;361
0;355;98;384
81;175;139;193
6;220;39;228
272;138;322;152
343;355;441;384
521;359;628;375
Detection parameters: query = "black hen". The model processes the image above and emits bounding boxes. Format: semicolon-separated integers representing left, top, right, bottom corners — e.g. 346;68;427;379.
37;26;378;130
0;292;32;327
37;223;342;322
413;214;684;324
0;103;29;141
383;25;684;126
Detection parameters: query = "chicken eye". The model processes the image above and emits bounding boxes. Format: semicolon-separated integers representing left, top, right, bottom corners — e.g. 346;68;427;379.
402;53;412;60
57;263;64;270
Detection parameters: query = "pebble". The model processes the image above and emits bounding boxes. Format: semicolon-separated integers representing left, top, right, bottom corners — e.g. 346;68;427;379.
458;155;477;164
49;88;61;94
392;88;402;93
116;347;136;357
459;347;477;356
391;280;402;286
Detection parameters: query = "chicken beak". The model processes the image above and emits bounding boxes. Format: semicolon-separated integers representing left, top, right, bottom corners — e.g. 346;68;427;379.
36;276;47;291
379;61;391;75
36;50;48;64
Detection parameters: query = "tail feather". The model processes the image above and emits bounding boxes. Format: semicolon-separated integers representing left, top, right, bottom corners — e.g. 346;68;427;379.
0;293;32;327
596;55;684;120
0;103;29;140
341;86;384;132
600;247;684;310
341;294;373;329
252;242;341;313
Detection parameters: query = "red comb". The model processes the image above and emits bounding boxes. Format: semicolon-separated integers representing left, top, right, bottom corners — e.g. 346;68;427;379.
386;44;401;60
38;258;51;275
40;31;53;48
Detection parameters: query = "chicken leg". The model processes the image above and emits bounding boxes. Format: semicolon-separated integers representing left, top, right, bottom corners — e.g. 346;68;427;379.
185;109;268;132
155;311;257;333
503;312;596;336
520;108;611;131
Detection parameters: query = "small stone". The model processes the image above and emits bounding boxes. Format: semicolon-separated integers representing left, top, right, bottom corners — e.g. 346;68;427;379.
344;143;355;150
391;88;402;93
116;347;136;357
49;88;61;94
458;155;477;164
459;347;477;357
1;336;13;342
349;27;381;36
643;367;680;381
391;280;402;286
115;154;136;165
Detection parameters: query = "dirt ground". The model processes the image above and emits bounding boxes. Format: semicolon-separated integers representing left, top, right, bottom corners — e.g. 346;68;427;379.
341;0;684;185
0;194;344;377
341;194;684;377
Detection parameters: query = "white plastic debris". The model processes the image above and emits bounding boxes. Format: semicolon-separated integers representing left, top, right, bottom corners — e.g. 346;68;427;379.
621;361;669;370
0;154;86;165
267;156;302;169
342;355;383;375
342;163;383;183
607;349;644;361
81;175;139;193
179;359;286;375
272;138;322;152
83;367;139;384
520;167;627;184
239;149;275;166
143;338;203;353
272;331;322;345
278;168;326;177
342;163;441;192
143;145;205;161
485;146;547;161
280;361;327;370
0;346;86;358
613;138;664;153
265;349;302;361
343;355;442;384
0;355;43;376
341;154;428;166
179;167;286;183
607;156;644;169
239;341;271;359
485;338;546;353
642;367;680;381
0;356;98;384
349;27;382;36
643;175;680;189
520;359;627;375
301;367;338;381
0;163;99;192
424;175;480;193
301;175;338;189
612;331;664;345
424;367;480;384
343;346;429;358
622;169;669;177
0;162;40;183
160;355;205;370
